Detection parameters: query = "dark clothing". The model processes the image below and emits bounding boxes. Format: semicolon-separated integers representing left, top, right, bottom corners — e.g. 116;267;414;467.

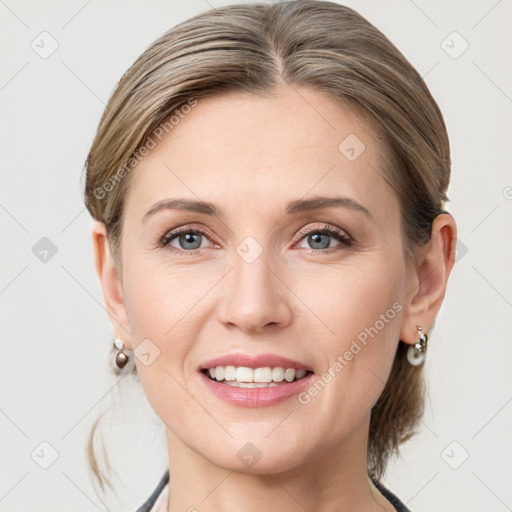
373;478;411;511
134;470;169;512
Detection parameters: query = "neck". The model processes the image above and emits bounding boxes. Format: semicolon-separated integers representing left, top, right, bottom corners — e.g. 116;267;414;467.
164;417;393;512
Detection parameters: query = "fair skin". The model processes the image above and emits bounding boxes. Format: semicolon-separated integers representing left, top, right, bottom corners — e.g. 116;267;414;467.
92;85;456;511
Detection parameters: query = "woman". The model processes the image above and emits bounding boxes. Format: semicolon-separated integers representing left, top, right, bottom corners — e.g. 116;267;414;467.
84;1;457;510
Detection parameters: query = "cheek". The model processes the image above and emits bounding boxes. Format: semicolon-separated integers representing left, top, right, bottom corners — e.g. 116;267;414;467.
121;257;219;404
295;254;406;428
294;251;405;351
123;257;204;339
122;266;202;434
292;251;405;396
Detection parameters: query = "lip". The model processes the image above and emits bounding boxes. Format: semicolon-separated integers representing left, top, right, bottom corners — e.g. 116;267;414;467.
199;370;315;408
199;352;313;372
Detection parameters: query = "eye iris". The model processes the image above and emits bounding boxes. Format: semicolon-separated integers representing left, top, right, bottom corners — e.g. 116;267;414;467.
180;232;201;250
309;232;329;250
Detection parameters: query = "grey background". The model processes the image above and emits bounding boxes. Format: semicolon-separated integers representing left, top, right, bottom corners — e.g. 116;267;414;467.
1;0;511;511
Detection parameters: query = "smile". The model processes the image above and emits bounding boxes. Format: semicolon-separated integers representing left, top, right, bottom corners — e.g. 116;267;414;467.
202;366;311;387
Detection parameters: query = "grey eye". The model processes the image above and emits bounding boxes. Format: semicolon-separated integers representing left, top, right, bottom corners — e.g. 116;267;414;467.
164;229;210;251
306;233;331;250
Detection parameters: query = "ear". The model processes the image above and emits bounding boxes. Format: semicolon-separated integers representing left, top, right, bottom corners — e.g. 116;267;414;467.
399;213;457;344
91;221;133;349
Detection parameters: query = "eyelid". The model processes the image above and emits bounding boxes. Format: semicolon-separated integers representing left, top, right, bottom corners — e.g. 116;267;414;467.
157;223;217;248
294;222;353;243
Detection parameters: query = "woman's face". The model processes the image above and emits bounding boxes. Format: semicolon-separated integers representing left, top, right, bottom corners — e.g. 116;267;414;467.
116;85;415;473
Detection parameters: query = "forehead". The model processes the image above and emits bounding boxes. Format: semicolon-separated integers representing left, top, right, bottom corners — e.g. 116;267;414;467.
124;85;396;223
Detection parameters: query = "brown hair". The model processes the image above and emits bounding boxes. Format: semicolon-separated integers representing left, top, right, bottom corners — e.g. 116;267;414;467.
84;0;450;493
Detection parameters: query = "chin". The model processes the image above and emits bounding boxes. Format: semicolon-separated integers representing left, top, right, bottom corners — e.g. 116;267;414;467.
210;449;305;476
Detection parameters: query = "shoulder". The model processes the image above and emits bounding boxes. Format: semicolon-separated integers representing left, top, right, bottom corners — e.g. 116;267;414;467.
135;470;170;512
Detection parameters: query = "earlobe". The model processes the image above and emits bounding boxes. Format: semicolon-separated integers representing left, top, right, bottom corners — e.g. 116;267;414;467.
91;221;132;348
399;213;457;344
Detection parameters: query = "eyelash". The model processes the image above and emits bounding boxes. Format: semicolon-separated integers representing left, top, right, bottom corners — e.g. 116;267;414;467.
157;224;354;255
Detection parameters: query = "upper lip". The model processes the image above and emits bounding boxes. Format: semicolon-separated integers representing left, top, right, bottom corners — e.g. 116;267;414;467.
199;352;313;372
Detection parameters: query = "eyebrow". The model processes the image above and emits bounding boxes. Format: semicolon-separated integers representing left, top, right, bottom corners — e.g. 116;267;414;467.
142;195;373;223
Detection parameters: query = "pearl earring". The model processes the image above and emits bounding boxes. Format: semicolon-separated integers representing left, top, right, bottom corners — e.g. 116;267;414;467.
407;325;428;366
113;336;133;371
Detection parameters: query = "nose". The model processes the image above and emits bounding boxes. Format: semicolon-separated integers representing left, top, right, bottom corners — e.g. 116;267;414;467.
217;246;293;336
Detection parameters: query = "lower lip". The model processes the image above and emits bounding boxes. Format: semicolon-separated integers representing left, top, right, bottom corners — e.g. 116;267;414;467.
199;371;314;408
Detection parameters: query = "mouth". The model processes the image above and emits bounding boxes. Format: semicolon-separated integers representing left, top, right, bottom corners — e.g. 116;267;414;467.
200;366;314;388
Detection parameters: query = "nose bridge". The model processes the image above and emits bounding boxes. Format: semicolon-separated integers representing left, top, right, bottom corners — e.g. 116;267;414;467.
219;234;290;333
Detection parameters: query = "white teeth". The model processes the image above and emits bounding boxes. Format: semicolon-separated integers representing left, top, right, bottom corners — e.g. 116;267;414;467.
253;367;272;383
224;365;236;381
215;366;225;381
284;368;296;382
205;365;309;384
295;369;307;379
235;366;254;382
272;367;285;382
